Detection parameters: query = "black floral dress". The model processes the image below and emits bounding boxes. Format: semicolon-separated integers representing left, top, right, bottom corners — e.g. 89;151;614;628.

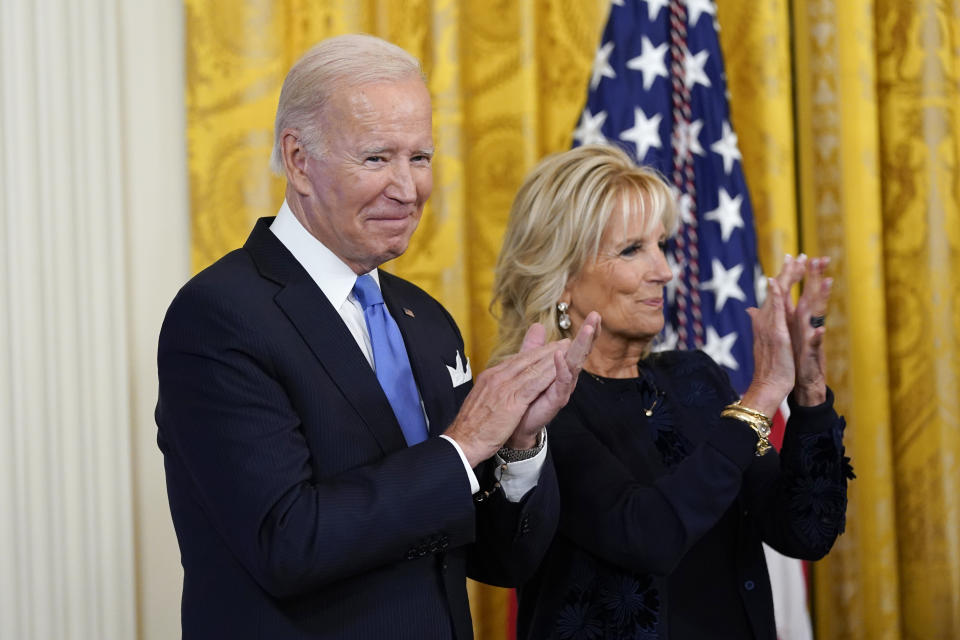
516;350;853;640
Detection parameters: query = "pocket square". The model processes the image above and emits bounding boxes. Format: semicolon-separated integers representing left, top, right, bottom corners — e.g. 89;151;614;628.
447;351;472;387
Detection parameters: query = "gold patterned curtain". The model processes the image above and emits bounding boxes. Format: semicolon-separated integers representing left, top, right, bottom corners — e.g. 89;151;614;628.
186;0;609;365
185;1;960;637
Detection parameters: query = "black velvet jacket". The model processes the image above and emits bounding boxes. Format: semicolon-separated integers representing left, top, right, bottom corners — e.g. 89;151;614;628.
517;349;853;640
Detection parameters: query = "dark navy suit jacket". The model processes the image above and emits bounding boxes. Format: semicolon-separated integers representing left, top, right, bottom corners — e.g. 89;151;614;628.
156;218;559;639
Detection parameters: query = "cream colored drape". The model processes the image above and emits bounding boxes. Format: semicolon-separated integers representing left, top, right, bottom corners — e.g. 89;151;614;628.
186;1;960;637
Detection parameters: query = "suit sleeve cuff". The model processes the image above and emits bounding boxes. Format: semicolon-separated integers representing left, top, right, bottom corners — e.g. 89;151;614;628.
439;434;480;495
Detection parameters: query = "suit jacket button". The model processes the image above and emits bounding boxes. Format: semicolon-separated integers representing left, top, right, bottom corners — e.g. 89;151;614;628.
744;580;755;591
518;516;532;535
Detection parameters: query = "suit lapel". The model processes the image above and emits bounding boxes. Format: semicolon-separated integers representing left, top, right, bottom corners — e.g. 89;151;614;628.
244;218;408;453
380;274;456;435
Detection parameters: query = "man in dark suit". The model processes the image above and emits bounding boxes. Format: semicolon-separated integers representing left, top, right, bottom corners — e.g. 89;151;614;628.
156;34;598;639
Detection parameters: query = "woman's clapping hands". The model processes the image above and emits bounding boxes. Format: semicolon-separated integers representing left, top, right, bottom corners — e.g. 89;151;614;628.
741;254;833;415
774;254;831;405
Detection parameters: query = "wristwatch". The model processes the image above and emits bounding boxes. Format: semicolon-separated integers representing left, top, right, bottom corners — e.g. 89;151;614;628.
497;428;546;462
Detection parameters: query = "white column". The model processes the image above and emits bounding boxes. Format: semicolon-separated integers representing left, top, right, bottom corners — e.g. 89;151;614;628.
0;0;187;638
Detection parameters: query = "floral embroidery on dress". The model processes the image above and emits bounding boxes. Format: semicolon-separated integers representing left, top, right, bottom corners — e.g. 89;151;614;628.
653;423;690;468
553;566;662;640
788;416;855;547
798;418;846;476
554;591;605;640
598;573;661;634
787;475;846;549
677;379;719;407
640;367;692;468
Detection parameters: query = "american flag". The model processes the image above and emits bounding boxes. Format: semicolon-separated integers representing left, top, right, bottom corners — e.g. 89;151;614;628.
572;2;813;639
572;0;761;394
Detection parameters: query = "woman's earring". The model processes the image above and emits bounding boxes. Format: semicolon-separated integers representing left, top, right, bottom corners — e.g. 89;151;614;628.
557;302;571;330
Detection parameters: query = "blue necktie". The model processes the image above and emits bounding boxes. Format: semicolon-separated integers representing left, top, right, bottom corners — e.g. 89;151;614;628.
352;274;429;446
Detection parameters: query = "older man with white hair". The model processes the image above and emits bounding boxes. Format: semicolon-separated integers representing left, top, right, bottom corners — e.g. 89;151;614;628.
156;34;598;640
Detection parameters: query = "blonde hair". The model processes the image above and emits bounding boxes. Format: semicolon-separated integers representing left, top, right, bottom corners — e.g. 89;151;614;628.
270;34;425;174
489;144;677;365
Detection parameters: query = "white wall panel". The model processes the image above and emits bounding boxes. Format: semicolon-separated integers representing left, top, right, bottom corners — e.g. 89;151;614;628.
0;1;188;638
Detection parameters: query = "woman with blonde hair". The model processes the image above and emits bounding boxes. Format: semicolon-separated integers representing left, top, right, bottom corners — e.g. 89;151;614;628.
492;145;853;639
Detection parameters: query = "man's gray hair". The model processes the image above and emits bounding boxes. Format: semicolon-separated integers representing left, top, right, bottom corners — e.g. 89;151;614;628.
269;34;425;174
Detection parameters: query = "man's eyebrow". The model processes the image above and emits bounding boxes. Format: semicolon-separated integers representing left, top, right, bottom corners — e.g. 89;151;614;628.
359;146;435;156
360;145;435;156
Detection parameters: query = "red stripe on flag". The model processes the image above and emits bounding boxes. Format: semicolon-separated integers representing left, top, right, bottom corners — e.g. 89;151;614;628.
506;589;518;639
770;407;787;451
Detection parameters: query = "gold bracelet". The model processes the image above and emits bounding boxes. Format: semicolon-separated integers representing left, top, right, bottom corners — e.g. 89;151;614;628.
727;400;770;421
721;403;773;456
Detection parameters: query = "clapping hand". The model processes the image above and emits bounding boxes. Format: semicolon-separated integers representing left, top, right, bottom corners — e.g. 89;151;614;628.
741;276;796;418
507;311;601;449
774;254;831;406
445;312;600;467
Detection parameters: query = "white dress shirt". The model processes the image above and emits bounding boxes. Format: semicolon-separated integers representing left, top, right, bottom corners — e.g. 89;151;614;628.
270;202;545;500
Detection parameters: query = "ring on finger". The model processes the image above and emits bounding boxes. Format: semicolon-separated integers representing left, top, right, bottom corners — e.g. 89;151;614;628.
810;315;826;328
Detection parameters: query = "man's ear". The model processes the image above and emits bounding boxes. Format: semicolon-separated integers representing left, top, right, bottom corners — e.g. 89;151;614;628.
281;130;312;196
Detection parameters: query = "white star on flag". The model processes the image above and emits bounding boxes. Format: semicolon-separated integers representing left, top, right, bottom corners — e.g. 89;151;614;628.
676;190;696;225
684;47;712;89
573;109;608;146
700;258;746;312
702;326;739;370
644;0;670;20
591;41;617;90
675;118;705;158
626;36;669;90
710;121;742;174
685;0;717;28
754;264;768;304
654;322;679;352
620;108;662;161
703;188;744;242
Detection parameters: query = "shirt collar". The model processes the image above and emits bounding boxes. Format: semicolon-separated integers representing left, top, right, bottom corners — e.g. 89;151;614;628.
269;200;381;308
